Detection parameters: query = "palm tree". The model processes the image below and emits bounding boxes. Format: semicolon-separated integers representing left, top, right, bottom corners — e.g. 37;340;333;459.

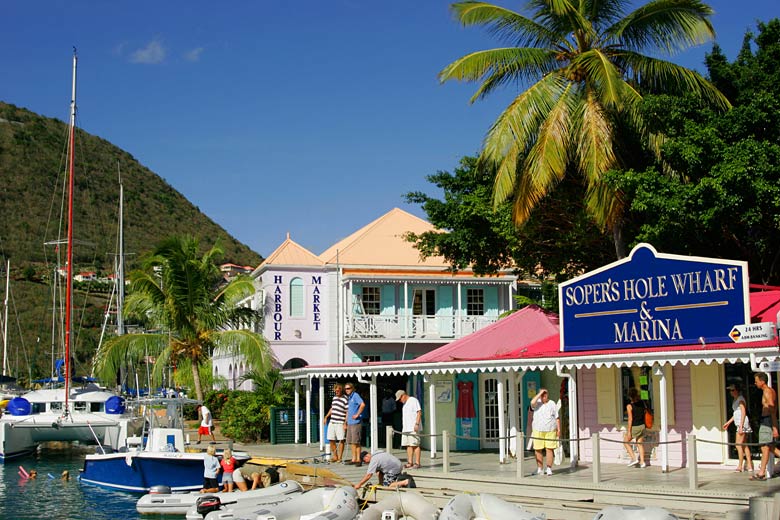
93;236;271;402
440;0;729;257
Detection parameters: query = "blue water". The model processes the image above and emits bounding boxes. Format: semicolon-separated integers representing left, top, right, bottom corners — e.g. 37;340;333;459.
0;446;174;520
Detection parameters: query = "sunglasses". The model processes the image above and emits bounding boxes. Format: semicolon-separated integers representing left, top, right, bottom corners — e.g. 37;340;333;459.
345;387;353;390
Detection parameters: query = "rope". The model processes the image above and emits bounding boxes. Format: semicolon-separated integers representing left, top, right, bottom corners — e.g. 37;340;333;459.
696;438;766;448
600;436;683;446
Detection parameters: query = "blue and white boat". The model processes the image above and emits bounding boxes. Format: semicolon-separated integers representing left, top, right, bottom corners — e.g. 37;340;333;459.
79;397;248;492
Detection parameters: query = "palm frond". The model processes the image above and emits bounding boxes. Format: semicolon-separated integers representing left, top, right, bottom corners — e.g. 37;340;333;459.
511;82;576;224
585;174;625;230
572;49;641;108
607;0;715;55
575;89;617;186
92;332;168;385
440;47;560;102
450;1;559;47
615;51;730;109
214;329;274;373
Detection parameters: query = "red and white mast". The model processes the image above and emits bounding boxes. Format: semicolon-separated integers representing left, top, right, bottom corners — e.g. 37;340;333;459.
63;49;77;417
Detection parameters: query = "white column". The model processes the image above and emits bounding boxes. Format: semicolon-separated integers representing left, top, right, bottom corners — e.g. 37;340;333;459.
370;375;378;454
497;375;506;463
654;363;669;472
294;379;301;444
427;374;437;458
403;281;409;342
569;367;578;466
305;377;312;445
318;377;325;453
508;370;520;457
457;282;462;337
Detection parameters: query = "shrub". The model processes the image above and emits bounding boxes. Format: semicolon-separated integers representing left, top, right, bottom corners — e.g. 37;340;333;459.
219;391;269;442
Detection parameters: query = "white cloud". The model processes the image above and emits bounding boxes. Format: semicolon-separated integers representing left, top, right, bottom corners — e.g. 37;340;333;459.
184;47;204;62
131;39;166;64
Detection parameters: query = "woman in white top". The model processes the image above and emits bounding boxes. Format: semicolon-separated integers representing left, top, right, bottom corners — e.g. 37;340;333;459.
722;383;754;473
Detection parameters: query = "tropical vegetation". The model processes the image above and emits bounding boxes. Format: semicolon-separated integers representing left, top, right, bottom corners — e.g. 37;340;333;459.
0;102;262;382
93;236;272;401
411;18;780;286
440;0;729;258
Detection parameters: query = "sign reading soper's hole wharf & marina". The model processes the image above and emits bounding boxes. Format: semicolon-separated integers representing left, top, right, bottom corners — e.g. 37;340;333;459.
559;243;750;352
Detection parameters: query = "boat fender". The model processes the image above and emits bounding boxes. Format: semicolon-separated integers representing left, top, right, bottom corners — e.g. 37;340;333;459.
149;485;172;494
7;397;31;416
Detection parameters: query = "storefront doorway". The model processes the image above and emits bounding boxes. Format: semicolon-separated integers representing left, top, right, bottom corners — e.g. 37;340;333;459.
724;362;762;462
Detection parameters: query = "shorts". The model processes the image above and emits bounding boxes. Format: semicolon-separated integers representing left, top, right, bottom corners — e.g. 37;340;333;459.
203;477;219;489
198;426;212;435
401;433;420;447
346;424;362;445
327;421;346;442
759;424;774;446
222;472;234;484
382;472;400;486
628;425;646;440
532;430;559;450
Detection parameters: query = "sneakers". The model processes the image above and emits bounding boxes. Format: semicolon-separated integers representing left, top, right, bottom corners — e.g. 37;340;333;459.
627;459;639;467
545;467;553;476
535;468;543;475
640;462;647;468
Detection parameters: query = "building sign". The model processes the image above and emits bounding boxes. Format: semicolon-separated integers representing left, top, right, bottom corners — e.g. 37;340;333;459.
559;243;750;352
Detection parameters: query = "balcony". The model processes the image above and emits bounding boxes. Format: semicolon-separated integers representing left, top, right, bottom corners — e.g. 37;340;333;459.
344;314;498;341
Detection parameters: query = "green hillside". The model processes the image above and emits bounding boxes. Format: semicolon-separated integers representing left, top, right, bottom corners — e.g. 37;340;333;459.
0;101;263;383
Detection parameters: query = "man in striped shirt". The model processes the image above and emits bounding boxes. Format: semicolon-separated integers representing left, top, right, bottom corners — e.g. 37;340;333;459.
324;383;349;463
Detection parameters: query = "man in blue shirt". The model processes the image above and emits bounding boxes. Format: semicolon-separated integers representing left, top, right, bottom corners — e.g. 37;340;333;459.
344;383;366;466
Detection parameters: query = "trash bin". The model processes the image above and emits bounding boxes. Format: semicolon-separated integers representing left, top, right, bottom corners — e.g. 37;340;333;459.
270;407;320;444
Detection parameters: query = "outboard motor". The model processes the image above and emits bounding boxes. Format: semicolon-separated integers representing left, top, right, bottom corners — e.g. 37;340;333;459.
195;495;223;517
148;485;172;494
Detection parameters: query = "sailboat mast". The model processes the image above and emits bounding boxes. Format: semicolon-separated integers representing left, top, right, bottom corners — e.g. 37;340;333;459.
3;259;9;376
64;49;77;415
117;179;124;336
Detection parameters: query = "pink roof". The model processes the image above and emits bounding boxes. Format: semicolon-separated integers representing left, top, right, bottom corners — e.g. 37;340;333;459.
260;233;324;268
413;305;560;362
318;208;452;267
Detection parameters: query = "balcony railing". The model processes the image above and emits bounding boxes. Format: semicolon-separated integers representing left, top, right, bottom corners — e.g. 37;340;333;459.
344;314;499;340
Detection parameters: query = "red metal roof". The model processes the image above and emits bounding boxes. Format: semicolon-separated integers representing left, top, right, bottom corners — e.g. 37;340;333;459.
413;305;560;362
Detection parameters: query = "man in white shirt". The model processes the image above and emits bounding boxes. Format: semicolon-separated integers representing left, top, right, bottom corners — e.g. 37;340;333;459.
530;388;560;476
197;404;216;444
396;390;422;469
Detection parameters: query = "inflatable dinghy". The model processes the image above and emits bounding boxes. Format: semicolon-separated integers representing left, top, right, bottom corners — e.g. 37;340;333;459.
196;485;358;520
593;505;678;519
137;480;303;515
439;493;545;520
358;491;438;520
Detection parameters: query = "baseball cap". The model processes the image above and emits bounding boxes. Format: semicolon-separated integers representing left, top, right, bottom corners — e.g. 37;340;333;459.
395;390;406;401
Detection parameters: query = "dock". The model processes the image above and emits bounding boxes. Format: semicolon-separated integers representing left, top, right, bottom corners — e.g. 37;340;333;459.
194;428;780;519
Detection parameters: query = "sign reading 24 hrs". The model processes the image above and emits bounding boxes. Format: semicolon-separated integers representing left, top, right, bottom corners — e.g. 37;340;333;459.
559;244;750;352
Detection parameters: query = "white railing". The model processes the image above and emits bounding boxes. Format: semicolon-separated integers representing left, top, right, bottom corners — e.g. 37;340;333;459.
344;314;499;340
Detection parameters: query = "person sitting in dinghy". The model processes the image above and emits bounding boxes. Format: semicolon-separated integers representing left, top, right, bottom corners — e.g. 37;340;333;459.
353;450;412;489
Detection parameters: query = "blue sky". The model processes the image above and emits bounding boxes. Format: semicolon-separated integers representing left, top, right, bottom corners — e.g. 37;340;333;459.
2;1;778;259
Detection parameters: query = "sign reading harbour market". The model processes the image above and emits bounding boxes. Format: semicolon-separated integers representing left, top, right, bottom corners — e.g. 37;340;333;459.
559;243;750;352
